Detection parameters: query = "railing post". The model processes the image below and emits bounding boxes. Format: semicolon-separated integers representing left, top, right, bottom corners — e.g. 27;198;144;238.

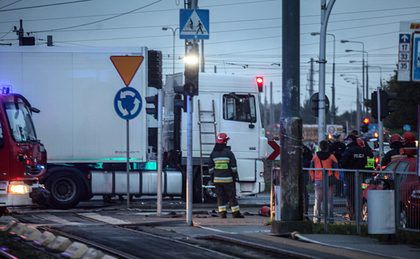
394;171;400;230
355;170;360;234
323;168;328;233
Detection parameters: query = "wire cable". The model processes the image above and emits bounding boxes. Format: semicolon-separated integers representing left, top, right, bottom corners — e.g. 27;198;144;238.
0;0;23;10
30;0;162;33
0;0;93;12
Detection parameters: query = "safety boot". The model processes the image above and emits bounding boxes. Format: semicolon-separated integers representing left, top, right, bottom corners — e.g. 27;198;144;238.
232;211;245;218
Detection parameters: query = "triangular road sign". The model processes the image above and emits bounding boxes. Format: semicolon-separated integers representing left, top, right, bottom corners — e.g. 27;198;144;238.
180;10;209;38
110;56;144;86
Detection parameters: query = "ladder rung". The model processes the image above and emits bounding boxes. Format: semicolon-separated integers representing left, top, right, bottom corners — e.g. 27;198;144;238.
199;121;216;123
201;142;215;145
201;132;215;134
200;111;213;113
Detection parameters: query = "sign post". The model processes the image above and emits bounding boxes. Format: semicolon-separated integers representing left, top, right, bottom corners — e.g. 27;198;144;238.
110;56;144;208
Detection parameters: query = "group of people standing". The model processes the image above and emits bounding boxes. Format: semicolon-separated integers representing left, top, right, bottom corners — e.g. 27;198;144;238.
305;130;416;223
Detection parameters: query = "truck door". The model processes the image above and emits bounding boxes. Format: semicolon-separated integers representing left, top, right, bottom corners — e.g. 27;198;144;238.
219;93;259;181
0;120;10;181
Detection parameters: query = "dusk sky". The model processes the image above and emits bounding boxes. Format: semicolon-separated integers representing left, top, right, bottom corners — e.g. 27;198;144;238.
1;0;419;113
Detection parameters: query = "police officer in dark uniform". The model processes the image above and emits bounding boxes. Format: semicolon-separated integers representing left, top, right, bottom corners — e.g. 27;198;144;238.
209;133;244;218
340;134;367;220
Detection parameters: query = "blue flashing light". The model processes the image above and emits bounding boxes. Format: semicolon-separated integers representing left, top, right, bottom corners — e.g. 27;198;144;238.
1;85;12;94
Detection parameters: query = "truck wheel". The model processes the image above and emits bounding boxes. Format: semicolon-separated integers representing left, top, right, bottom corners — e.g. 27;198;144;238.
47;172;83;209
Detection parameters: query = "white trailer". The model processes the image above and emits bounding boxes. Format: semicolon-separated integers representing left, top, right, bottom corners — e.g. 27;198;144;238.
0;46;266;208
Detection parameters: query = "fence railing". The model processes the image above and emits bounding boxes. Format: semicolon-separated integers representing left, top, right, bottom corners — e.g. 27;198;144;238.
298;167;419;233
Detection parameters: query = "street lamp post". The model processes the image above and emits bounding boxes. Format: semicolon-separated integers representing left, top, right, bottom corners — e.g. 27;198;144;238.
341;74;361;132
162;26;179;74
341;40;366;111
311;32;336;124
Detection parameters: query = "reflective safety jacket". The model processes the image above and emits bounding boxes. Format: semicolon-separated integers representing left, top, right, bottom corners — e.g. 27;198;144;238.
209;145;238;184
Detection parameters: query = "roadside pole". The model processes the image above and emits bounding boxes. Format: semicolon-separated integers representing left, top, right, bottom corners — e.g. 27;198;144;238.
317;0;336;143
273;0;303;233
126;120;130;208
377;87;383;172
157;88;163;216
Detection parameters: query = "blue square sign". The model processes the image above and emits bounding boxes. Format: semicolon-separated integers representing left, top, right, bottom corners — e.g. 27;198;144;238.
180;9;209;40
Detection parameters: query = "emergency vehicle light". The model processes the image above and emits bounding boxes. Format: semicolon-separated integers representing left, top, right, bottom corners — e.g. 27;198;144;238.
8;181;30;195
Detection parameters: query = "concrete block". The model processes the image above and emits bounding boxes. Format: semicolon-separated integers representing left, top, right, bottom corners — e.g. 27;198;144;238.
33;231;56;246
0;220;17;232
47;235;72;252
20;226;42;241
62;242;89;259
8;223;28;236
81;248;105;259
101;255;118;259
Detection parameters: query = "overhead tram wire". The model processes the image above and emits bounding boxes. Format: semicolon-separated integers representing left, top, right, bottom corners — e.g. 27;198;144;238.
0;1;418;25
30;0;162;33
0;0;93;12
0;0;24;10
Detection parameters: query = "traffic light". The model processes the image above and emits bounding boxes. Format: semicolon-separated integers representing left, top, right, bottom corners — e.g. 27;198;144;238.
184;42;199;96
145;94;158;119
371;90;397;120
256;76;264;92
148;50;162;89
361;117;370;133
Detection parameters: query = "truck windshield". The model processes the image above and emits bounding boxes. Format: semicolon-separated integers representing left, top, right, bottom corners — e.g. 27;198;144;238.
5;102;37;142
223;94;256;123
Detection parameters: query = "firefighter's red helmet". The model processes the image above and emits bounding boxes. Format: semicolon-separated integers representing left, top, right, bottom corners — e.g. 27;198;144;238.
390;134;403;144
216;133;230;144
402;132;416;145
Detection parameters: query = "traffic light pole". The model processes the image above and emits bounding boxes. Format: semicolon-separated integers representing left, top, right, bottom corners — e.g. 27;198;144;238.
377;87;383;172
157;88;163;216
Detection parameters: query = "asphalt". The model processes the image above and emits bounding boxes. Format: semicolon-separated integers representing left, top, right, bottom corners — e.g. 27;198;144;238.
2;197;420;259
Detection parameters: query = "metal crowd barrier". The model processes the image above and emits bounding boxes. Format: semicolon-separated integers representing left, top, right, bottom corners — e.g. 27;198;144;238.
300;167;419;234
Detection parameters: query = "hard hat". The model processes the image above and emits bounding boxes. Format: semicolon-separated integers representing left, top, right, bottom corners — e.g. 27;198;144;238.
356;138;365;148
402;132;416;145
389;134;403;144
259;206;270;217
216;133;230;144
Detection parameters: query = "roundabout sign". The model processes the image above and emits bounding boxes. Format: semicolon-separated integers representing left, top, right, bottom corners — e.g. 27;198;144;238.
114;87;142;120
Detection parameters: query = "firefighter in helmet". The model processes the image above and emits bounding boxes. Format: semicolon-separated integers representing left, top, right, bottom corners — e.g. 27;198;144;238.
209;133;244;218
382;134;403;166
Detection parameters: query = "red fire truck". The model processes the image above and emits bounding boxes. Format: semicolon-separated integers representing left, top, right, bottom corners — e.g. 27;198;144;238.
0;92;48;215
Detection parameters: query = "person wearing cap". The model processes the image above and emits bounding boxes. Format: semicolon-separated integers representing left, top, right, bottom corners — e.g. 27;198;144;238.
340;134;367;220
209;133;244;218
382;134;404;166
401;132;417;156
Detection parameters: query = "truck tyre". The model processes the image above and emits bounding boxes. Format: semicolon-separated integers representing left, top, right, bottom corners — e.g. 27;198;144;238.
46;171;83;209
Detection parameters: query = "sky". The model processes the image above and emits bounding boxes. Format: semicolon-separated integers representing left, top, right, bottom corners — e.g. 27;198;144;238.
0;0;419;114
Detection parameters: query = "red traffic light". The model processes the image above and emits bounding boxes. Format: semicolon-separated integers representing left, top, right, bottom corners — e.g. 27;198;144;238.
256;76;264;92
362;117;370;125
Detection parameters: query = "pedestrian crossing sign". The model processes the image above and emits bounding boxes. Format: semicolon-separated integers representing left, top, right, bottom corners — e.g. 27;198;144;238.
179;9;209;40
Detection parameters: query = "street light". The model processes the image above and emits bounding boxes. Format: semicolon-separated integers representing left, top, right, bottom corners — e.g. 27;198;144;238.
162;26;179;74
341;74;361;132
311;32;336;124
341;39;368;110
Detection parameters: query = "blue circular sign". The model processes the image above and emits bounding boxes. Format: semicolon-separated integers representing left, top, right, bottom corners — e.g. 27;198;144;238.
114;87;142;120
403;124;411;132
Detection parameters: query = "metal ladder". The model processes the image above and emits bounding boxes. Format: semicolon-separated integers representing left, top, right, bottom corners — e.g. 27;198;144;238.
197;99;217;202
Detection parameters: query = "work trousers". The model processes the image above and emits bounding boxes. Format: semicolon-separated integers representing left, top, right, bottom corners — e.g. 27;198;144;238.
313;180;334;223
214;182;239;213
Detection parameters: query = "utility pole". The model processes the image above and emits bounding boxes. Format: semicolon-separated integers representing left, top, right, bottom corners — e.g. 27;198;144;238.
273;0;304;234
269;81;274;135
264;85;268;134
185;0;199;226
201;40;205;72
309;58;314;97
317;0;335;143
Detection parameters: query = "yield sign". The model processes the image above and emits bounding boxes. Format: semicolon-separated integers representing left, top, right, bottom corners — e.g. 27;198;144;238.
110;56;144;86
267;140;280;160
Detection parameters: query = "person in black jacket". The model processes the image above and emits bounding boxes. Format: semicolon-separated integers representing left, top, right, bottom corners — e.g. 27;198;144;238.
382;134;403;166
209;133;244;218
340;134;367;220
